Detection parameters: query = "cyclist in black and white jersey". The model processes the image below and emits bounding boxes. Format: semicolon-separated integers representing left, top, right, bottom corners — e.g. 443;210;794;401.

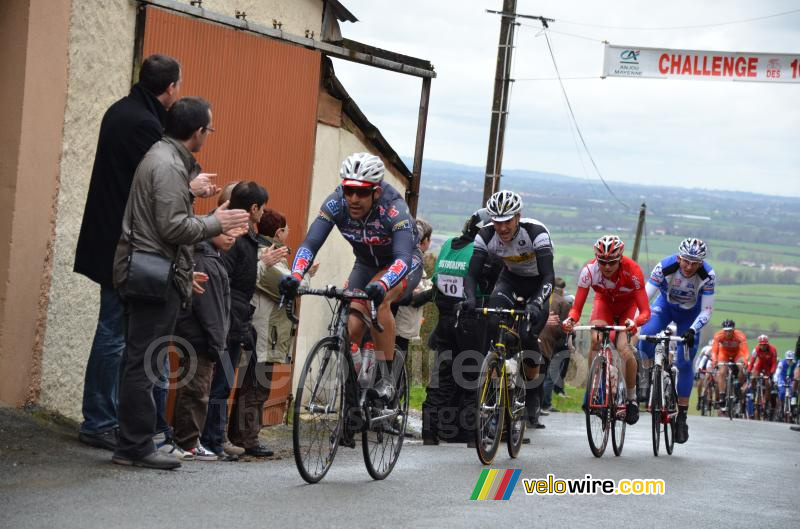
461;190;555;426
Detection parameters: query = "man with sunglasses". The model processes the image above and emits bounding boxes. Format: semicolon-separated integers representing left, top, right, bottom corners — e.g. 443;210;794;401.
280;152;422;403
637;238;716;444
562;235;651;426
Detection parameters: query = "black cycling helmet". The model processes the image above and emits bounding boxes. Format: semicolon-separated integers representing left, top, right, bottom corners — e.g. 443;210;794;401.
721;319;735;330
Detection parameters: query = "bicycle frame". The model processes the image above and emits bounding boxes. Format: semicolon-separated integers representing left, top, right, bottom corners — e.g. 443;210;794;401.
574;325;628;414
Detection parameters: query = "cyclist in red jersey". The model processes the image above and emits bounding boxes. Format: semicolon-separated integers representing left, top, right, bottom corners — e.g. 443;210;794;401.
747;334;778;408
562;235;651;425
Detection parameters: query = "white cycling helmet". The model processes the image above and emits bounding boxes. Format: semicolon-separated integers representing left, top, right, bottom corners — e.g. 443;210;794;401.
785;350;795;361
486;190;523;221
678;238;707;262
340;152;385;187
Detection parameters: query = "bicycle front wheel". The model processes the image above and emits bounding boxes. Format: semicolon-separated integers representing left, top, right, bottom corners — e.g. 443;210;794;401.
611;369;626;457
651;365;662;457
663;372;676;455
475;351;504;465
293;337;346;484
362;363;409;480
725;375;735;421
585;355;609;458
506;360;527;459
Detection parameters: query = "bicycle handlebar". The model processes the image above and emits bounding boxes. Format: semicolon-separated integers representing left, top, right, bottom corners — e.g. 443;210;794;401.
638;334;685;343
281;285;384;333
572;325;629;331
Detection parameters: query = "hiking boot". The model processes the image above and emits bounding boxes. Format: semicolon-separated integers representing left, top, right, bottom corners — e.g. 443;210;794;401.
79;428;118;451
112;451;181;470
625;400;640;425
223;435;245;457
188;443;220;461
675;412;689;444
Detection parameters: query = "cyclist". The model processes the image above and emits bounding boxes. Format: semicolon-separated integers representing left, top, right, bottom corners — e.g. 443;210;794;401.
638;238;716;443
747;334;778;412
774;350;796;412
280;152;422;402
711;319;748;412
694;339;714;410
461;190;555;427
562;235;650;425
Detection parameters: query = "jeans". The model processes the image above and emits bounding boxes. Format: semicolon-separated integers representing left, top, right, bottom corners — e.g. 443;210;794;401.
115;285;182;460
80;285;125;435
201;341;243;454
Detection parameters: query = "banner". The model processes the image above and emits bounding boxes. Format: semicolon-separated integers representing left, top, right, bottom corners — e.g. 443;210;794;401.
603;44;800;83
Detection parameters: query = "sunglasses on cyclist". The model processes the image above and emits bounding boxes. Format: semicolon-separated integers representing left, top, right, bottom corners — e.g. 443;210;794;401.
343;186;375;198
597;258;620;266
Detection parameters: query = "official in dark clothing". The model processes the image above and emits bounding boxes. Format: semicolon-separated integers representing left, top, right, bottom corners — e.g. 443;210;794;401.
74;54;181;450
540;278;573;411
201;182;270;457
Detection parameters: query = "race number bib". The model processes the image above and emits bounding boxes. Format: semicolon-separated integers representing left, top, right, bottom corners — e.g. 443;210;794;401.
437;274;464;298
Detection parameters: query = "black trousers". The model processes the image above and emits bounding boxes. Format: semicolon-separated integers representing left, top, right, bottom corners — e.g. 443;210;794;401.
422;311;484;441
116;285;182;459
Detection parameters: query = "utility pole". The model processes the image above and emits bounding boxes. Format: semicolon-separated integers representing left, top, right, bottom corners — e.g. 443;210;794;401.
483;0;518;204
631;202;647;262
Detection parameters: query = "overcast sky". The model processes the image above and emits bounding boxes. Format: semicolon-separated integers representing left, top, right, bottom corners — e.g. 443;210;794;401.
332;1;800;198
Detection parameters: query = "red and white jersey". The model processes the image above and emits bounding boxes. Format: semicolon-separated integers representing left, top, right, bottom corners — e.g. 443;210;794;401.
568;256;650;325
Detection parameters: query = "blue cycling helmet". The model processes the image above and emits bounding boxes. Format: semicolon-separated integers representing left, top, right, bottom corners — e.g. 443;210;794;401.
678;238;707;262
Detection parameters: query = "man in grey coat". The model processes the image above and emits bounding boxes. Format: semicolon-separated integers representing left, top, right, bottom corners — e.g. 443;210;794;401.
111;97;249;469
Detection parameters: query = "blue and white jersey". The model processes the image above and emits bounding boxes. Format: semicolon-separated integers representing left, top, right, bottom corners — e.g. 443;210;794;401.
774;359;796;385
647;254;715;310
645;254;715;333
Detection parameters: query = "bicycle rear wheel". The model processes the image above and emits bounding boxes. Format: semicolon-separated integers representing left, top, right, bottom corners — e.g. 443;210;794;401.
664;372;676;455
293;337;346;484
651;365;662;457
611;368;626;457
506;360;527;459
585;355;609;458
362;363;409;480
475;351;504;465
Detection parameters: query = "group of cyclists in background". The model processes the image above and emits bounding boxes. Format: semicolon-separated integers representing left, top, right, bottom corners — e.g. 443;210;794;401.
283;153;796;480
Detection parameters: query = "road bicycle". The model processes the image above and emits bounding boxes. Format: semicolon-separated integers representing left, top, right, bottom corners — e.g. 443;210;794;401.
698;368;717;417
467;303;531;465
717;361;743;420
575;325;629;458
749;373;772;421
638;331;682;456
290;286;409;483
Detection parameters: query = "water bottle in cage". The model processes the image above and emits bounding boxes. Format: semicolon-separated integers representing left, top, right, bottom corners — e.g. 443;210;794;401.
359;341;377;388
350;342;362;375
610;364;619;393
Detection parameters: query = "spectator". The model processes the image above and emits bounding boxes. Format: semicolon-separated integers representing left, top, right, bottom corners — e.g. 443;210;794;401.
539;277;572;414
171;231;236;460
74;54;182;451
201;181;274;459
395;218;433;354
111;97;250;469
229;210;315;455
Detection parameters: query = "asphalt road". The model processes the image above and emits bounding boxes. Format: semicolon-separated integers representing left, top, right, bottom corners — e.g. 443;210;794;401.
1;408;798;529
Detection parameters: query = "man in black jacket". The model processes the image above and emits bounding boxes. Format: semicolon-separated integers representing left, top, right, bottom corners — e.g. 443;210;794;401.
74;54;182;451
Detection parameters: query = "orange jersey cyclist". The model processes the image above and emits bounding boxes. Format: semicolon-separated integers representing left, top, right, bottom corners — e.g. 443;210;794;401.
562;235;651;426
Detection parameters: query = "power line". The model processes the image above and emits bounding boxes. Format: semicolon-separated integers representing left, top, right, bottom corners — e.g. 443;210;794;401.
542;30;630;210
555;8;800;31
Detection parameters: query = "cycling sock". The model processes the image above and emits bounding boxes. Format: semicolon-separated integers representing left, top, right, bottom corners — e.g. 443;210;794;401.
626;388;636;400
678;404;688;416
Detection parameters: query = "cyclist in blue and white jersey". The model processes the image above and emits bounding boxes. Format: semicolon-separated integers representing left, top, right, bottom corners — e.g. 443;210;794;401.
280;152;422;401
637;238;716;444
774;350;796;408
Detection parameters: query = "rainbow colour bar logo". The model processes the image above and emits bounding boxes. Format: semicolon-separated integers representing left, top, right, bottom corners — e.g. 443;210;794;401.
470;469;522;500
